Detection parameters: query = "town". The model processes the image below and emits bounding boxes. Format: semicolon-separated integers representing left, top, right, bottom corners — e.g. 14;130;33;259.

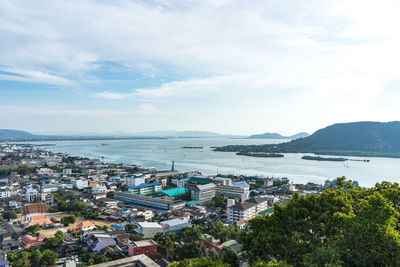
0;143;335;267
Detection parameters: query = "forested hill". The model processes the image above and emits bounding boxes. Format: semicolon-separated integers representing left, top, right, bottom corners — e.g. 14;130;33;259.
215;121;400;157
0;129;36;140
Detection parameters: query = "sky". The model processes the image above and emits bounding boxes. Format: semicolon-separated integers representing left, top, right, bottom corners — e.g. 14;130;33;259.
1;0;400;136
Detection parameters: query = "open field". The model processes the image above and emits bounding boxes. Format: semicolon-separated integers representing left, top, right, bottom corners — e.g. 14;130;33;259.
38;212;119;238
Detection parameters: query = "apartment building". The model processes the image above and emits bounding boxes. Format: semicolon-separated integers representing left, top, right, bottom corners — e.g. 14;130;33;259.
227;197;269;224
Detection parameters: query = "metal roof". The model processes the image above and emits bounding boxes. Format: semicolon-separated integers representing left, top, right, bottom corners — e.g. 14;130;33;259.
128;182;162;189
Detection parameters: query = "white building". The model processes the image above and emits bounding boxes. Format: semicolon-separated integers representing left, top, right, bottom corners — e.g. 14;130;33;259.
37;168;54;176
0;186;11;198
191;183;216;203
136;222;163;238
25;186;39;203
216;181;250;199
160;218;190;234
63;169;72;175
125;175;145;187
227;197;269;224
71;179;88;190
92;186;107;194
40;184;59;193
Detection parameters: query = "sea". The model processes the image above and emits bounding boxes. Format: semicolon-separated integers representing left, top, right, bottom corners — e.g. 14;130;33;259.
30;138;400;187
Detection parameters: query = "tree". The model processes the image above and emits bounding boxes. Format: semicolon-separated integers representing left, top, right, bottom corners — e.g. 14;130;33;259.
239;178;400;266
168;258;230;267
60;215;76;226
221;247;238;267
24;224;40;236
40;249;58;266
107;191;115;198
208;248;219;261
3;210;17;220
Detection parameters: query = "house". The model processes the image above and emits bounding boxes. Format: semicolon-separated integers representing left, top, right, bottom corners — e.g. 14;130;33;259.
76;221;95;232
21;234;44;248
86;233;116;252
128;240;158;257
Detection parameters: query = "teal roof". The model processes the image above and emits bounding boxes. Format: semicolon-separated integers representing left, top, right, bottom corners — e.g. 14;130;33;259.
186;200;201;206
258;207;274;216
187;177;214;185
154;187;187;197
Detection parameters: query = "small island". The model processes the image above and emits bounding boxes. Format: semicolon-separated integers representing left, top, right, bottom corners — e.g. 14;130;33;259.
302;155;347;162
181;146;204;149
237;152;284;158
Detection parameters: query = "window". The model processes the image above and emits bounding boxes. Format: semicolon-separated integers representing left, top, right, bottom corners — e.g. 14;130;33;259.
145;248;149;254
136;250;140;255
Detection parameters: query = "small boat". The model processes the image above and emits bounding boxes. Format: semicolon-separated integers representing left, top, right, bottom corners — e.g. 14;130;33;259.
101;143;110;146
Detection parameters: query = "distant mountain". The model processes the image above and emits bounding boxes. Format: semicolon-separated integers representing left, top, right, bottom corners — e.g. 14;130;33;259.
130;130;228;138
215;121;400;158
0;129;37;140
0;129;242;142
248;132;309;139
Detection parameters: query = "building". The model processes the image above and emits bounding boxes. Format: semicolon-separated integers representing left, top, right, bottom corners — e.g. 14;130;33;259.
128;183;162;195
40;193;54;205
227;197;269;224
89;255;159;267
37;168;54;176
160;218;190;234
20;203;52;228
86;233;116;252
0;186;11;198
125;175;145;186
214;177;233;186
190;183;215;203
216;181;250;199
136;222;162;238
25;186;39;203
114;192;186;210
71;179;88;190
21;234;44;248
76;221;95;232
40;184;59;193
128;240;158;257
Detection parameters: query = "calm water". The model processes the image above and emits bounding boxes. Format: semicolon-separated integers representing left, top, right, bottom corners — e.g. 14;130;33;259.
33;138;400;187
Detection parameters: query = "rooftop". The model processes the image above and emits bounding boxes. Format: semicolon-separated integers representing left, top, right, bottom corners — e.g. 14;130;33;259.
154;187;187;197
128;182;162;190
132;240;158;247
137;222;162;228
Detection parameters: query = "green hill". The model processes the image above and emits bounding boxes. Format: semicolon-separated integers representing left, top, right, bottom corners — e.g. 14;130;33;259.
0;129;37;140
215;121;400;158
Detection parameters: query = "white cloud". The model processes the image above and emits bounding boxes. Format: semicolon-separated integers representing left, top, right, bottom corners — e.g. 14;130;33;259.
1;0;400;133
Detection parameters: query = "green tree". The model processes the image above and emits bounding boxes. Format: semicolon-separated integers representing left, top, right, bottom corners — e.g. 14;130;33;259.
221;247;238;267
3;210;17;220
40;249;58;266
239;178;400;266
60;215;76;226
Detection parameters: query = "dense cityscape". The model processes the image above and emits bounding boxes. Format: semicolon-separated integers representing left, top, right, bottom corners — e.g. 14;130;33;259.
0;142;337;266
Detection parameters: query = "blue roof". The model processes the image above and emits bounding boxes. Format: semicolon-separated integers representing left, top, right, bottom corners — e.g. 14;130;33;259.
111;224;125;228
128;182;162;189
233;181;250;188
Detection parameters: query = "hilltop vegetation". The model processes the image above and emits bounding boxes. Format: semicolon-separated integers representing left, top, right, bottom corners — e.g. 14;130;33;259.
239;178;400;266
216;121;400;158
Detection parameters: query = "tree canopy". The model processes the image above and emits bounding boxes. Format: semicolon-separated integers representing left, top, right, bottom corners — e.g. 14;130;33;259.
239;177;400;266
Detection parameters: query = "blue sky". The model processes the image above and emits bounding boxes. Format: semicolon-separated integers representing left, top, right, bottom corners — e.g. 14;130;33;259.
1;0;400;135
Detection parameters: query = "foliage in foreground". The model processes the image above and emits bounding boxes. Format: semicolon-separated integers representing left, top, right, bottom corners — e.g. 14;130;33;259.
239;177;400;267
